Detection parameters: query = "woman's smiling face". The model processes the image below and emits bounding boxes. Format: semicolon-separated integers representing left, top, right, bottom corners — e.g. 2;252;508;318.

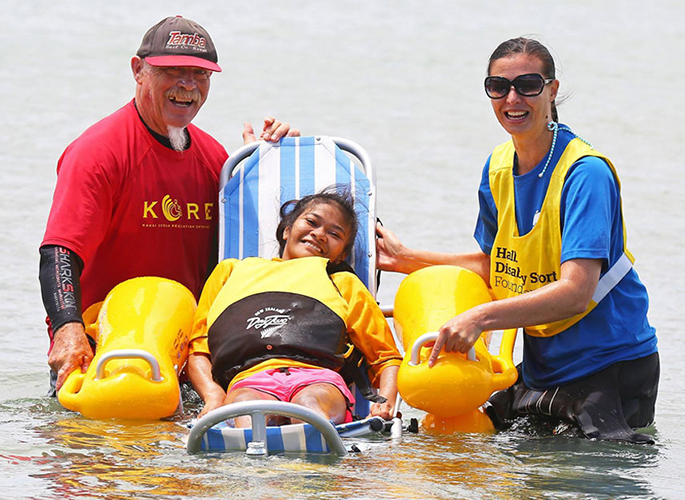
488;53;558;139
281;201;352;264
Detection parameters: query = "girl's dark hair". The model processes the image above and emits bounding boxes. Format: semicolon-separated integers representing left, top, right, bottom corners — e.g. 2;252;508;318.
276;187;359;260
488;37;559;122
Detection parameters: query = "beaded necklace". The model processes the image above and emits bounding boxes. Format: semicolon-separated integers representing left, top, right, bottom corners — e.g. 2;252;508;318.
539;122;594;178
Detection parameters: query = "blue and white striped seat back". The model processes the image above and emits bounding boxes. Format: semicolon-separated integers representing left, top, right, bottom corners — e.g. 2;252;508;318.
219;136;377;296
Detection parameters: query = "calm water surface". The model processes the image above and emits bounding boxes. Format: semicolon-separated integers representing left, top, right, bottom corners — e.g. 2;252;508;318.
2;1;684;498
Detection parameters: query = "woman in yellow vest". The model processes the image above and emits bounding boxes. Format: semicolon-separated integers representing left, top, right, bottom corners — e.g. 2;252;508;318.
377;37;659;443
187;190;401;426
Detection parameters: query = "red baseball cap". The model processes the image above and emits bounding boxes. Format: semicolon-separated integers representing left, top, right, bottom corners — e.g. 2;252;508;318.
136;16;222;72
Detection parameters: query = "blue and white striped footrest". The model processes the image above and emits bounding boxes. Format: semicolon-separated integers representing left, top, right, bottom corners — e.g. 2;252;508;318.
197;417;385;454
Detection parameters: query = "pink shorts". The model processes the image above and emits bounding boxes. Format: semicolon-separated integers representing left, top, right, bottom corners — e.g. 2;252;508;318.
230;367;355;423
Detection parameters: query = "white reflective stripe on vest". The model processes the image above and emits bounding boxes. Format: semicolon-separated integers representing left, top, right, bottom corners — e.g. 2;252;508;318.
592;252;633;303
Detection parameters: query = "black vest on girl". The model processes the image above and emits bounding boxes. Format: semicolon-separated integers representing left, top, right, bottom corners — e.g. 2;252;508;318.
208;258;351;390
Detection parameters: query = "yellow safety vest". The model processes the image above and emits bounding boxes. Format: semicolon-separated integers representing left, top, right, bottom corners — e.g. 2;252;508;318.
488;138;634;337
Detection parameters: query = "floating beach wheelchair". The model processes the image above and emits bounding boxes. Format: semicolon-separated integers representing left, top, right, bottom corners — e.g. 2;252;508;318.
187;136;520;455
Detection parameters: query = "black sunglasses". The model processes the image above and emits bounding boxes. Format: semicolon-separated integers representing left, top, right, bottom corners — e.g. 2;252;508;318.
484;73;554;99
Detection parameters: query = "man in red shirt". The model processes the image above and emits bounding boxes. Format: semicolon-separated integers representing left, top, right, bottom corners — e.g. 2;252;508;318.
40;16;298;395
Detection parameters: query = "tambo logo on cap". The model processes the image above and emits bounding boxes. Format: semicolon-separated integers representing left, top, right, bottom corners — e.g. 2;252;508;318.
137;16;222;72
166;31;208;51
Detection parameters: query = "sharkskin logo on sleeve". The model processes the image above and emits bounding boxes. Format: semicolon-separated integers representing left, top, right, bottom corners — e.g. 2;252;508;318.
166;31;208;52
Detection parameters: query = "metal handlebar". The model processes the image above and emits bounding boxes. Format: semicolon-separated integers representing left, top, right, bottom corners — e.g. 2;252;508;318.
95;349;162;381
408;332;476;366
186;400;347;456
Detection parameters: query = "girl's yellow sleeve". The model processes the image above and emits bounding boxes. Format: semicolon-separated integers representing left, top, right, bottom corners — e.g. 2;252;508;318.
188;259;238;355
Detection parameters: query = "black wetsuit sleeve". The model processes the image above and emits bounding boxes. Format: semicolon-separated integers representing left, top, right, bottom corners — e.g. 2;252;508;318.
39;245;84;337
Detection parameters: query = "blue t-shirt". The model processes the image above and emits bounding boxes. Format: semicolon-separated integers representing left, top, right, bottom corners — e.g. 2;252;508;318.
474;126;657;388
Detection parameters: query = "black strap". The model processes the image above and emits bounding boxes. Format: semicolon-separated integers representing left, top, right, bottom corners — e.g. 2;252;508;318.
338;345;387;404
326;259;356;276
375;217;384;293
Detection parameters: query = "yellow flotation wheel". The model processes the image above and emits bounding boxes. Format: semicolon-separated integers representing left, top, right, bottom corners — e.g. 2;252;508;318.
58;276;196;420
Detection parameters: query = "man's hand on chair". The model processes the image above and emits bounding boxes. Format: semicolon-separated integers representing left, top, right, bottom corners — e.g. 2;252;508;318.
242;117;300;145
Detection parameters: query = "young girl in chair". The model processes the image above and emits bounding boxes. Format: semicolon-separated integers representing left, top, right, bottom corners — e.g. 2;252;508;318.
187;190;401;426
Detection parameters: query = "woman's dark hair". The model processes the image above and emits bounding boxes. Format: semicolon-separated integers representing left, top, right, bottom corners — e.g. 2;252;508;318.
276;187;359;260
488;37;559;122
